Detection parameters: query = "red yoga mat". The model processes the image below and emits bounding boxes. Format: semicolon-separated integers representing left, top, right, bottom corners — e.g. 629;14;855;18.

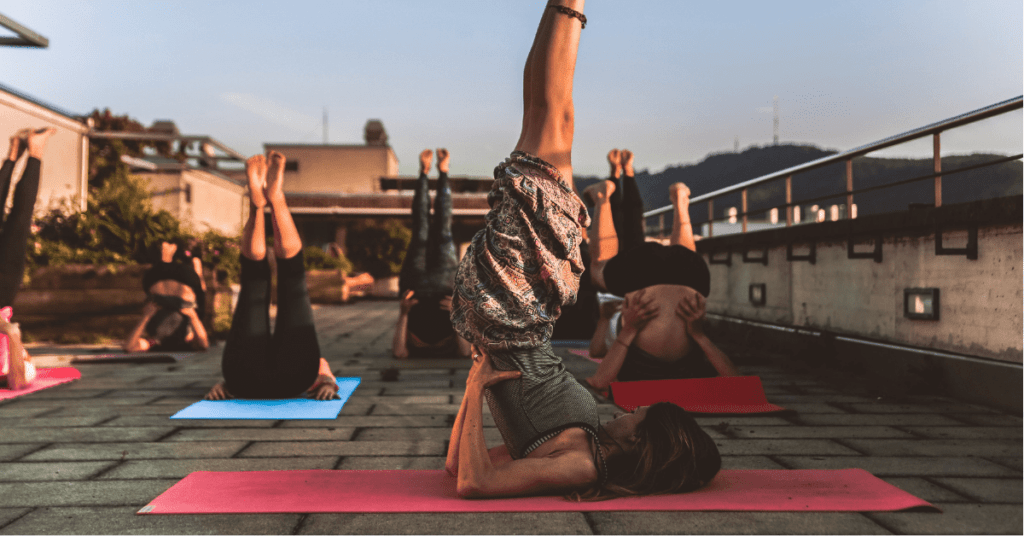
138;469;936;514
611;376;786;414
0;367;81;401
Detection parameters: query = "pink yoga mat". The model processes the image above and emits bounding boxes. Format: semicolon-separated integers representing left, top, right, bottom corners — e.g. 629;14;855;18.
0;367;81;400
611;376;786;413
138;468;936;514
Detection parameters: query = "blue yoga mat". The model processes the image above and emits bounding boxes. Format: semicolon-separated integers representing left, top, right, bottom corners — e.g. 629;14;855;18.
171;377;361;420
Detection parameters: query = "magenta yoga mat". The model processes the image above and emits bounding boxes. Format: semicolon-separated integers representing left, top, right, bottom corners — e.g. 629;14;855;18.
0;367;81;400
612;376;787;414
138;468;937;514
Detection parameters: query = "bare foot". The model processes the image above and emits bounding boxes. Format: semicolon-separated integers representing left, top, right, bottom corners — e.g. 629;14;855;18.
607;149;622;179
160;241;178;263
266;150;286;204
621;149;635;177
26;128;56;159
582;179;616;206
7;129;30;161
245;154;268;208
670;182;691;210
436;148;450;174
418;149;433;175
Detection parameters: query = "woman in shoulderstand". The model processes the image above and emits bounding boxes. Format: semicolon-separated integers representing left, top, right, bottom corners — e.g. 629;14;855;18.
445;2;721;500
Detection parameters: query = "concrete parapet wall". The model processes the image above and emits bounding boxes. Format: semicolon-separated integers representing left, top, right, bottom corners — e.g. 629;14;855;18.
699;196;1022;364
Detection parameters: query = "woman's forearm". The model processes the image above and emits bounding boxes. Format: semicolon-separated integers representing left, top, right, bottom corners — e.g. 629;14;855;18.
187;312;209;350
456;384;494;494
589;317;611;358
5;327;29;389
392;314;409;358
589;328;637;387
124;314;152;352
446;389;471;476
693;334;738;376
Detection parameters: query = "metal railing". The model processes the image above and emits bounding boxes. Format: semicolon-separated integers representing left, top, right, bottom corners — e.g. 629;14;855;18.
644;95;1023;237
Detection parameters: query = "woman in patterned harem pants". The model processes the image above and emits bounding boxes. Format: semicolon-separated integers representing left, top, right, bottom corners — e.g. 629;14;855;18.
444;2;722;501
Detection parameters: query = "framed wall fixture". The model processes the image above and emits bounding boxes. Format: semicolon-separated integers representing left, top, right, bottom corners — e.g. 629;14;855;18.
749;283;766;306
904;288;939;320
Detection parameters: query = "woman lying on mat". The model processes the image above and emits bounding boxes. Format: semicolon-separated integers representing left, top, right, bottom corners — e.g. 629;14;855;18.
582;177;738;395
204;152;339;401
392;148;472;359
124;241;209;353
0;128;57;390
1;309;35;390
445;2;720;500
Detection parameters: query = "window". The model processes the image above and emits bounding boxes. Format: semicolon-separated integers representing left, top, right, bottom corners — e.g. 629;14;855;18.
285;161;299;172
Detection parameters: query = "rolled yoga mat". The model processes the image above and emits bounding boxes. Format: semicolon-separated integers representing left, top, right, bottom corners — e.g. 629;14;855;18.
611;376;786;414
170;377;361;420
0;367;81;401
138;468;937;514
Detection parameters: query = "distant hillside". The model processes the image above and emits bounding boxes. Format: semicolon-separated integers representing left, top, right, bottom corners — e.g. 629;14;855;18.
576;144;1022;219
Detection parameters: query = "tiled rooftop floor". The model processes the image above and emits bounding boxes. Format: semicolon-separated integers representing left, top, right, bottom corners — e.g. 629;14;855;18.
1;301;1020;534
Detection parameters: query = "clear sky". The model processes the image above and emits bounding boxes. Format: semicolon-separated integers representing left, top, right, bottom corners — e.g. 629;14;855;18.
2;1;1021;177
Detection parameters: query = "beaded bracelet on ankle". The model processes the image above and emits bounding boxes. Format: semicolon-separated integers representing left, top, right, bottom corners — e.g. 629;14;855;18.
547;4;587;29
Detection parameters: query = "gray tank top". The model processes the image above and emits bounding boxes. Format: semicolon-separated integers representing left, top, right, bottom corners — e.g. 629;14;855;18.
484;343;600;459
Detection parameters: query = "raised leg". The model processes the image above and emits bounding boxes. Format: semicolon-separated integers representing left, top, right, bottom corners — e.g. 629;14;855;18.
425;148;458;293
399;150;432;295
617;149;646;252
266;151;302;259
514;0;586;183
670;183;696;251
241;155;268;261
0;128;53;308
583;180;618;291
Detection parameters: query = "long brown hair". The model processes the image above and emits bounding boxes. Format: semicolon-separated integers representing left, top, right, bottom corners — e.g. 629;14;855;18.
569;402;721;501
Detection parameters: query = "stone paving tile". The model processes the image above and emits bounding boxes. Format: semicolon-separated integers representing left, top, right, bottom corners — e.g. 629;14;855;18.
98;457;339;479
769;402;848;413
0;461;115;481
0;397;164;408
0;507;301;535
882;476;971;503
7;388;111;399
46;406;177;417
164;428;358;442
839;403;1002;414
239;440;445;457
585;511;891;535
715;439;860;456
278;415;450;428
299;512;592;535
775;456;1017;477
794;414;966;426
932;477;1023;503
840;438;1021;457
369;404;465;416
0;444;46;462
692;416;795;427
337;457;446;470
0;416;112;428
987;456;1022;472
0;405;55;418
865;503;1022;535
0;480;178;507
0;508;30;529
22;441;248;461
902;426;1023;439
348;395;452;405
0;427;174;444
725;425;912;439
719;456;787;469
99;416;279;428
356;427;504;443
947;413;1023;426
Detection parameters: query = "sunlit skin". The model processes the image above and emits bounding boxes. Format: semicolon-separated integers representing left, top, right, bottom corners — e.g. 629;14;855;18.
203;153;338;402
1;128;55;390
585;167;737;391
124;242;210;353
392;149;471;359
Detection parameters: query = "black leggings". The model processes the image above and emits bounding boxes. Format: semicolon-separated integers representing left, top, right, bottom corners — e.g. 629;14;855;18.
608;172;645;254
399;171;458;297
0;157;41;308
221;252;321;399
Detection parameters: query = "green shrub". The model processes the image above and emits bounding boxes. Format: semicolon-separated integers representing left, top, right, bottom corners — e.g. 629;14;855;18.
345;220;411;278
303;245;353;273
